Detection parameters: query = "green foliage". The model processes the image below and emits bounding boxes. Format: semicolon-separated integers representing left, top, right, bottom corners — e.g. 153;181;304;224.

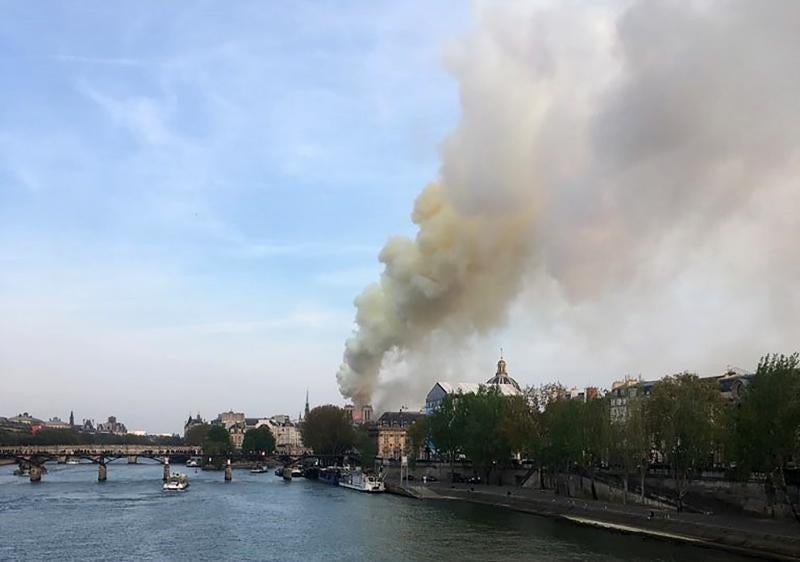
732;353;800;475
609;397;651;502
430;387;537;481
300;405;354;456
0;428;183;446
648;373;724;508
498;395;538;456
203;424;232;457
406;416;430;465
241;426;276;458
354;425;376;463
580;396;611;468
428;394;463;465
540;397;583;469
185;424;211;446
458;387;517;480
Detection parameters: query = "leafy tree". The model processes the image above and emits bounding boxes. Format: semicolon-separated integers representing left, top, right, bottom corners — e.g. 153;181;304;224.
300;405;354;457
428;393;463;479
354;425;376;464
498;394;537;458
732;353;800;522
540;397;583;494
185;423;211;446
648;373;724;511
241;426;276;458
578;396;611;499
406;416;430;466
610;397;651;504
203;424;232;458
459;387;513;484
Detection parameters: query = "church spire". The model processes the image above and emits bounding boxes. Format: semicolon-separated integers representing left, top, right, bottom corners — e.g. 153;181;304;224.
304;388;310;418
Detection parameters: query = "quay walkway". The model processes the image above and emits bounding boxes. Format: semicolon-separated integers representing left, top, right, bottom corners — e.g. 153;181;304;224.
387;482;800;560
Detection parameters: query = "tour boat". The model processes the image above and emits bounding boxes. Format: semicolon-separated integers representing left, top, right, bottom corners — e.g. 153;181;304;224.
163;472;190;491
186;458;201;468
250;465;268;473
318;466;342;486
338;469;384;493
66;458;80;465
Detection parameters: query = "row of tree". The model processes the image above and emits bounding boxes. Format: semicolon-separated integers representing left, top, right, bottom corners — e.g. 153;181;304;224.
423;353;799;515
185;423;276;460
299;405;375;461
0;428;183;447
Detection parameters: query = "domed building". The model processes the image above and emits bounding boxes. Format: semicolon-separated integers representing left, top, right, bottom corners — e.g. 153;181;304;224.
485;355;521;393
424;353;523;413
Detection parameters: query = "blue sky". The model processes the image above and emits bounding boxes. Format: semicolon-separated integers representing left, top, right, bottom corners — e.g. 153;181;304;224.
0;2;470;431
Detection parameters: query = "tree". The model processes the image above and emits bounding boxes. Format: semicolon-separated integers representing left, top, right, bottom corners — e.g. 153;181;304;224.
407;416;430;466
498;394;537;459
610;397;651;504
459;387;513;484
203;425;232;458
241;426;276;458
301;405;354;457
354;425;376;464
578;396;611;500
428;393;463;479
732;353;800;522
185;423;211;446
648;373;724;511
540;397;583;495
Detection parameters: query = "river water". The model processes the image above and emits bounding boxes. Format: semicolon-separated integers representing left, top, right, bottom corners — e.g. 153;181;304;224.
0;462;749;561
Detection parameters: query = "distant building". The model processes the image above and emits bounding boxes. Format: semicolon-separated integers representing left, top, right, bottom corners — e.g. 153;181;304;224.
425;354;523;414
702;369;756;402
69;410;75;427
229;422;246;450
263;416;305;454
609;377;658;423
8;412;44;426
609;369;754;423
344;404;373;424
44;417;70;430
561;386;602;402
371;411;426;461
216;411;245;429
183;413;205;438
97;416;127;435
0;417;30;433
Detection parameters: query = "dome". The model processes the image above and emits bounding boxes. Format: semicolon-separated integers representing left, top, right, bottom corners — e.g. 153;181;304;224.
485;354;521;392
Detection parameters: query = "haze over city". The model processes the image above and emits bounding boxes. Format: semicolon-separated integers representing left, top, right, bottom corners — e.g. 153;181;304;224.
2;1;799;433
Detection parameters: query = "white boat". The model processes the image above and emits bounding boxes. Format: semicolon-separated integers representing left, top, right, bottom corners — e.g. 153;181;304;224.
338;469;384;493
291;467;302;478
66;458;80;465
250;465;268;473
163;472;189;491
186;458;200;468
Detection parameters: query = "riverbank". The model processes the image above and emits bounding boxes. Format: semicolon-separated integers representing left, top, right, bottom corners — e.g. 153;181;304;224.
401;483;800;560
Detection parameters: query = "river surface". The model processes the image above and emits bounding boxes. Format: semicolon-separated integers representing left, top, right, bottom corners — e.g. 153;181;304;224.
0;462;750;561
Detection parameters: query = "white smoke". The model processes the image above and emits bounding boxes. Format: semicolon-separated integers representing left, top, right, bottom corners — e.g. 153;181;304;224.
337;0;800;405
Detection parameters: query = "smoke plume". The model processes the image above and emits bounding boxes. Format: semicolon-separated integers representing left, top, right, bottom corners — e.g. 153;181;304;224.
337;0;800;405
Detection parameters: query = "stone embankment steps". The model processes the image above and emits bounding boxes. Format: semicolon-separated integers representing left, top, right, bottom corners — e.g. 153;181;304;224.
416;484;800;561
